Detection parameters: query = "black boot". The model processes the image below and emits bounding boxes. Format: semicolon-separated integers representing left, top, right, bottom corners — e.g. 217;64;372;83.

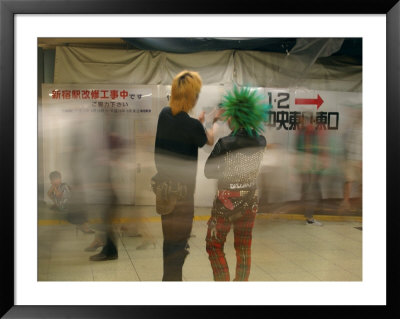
89;237;118;261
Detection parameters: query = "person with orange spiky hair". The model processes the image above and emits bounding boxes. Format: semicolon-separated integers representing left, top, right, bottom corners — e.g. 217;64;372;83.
154;70;219;281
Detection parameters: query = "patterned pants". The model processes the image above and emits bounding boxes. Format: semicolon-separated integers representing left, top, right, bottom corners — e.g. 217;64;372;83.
205;209;256;281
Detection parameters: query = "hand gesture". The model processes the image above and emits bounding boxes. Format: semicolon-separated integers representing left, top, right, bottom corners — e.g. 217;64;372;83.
198;111;205;124
214;108;225;122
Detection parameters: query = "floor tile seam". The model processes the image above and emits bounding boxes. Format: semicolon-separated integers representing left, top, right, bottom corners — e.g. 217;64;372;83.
284;239;362;265
280;225;362;248
329;261;362;276
309;267;362;280
270;235;335;259
258;245;312;270
289;236;361;250
284;265;321;281
341;270;362;280
118;232;142;281
266;270;320;281
271;227;343;250
312;225;363;243
252;263;279;280
288;257;351;274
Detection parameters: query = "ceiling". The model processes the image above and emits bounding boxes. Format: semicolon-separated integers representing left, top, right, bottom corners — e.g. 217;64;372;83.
38;38;127;49
38;37;362;63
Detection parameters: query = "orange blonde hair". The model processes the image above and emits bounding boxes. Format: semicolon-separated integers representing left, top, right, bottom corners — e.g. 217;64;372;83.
169;70;202;115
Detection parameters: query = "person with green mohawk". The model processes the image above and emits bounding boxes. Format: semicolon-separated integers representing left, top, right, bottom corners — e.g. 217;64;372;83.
204;86;271;281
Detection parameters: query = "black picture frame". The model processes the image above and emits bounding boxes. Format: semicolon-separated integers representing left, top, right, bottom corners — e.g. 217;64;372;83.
1;0;399;318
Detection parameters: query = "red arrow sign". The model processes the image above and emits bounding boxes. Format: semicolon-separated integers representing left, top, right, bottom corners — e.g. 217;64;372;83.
295;94;324;109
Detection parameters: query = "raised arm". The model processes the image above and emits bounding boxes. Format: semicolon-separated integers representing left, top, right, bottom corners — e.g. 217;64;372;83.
204;139;225;179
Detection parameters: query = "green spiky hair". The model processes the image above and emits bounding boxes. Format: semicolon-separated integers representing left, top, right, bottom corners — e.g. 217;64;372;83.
220;86;272;136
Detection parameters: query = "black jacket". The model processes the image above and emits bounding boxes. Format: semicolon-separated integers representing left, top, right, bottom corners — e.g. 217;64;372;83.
204;129;266;190
154;107;207;189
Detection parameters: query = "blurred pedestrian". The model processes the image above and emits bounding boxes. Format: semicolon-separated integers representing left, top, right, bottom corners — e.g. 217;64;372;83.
295;113;328;226
340;107;362;213
66;113;119;261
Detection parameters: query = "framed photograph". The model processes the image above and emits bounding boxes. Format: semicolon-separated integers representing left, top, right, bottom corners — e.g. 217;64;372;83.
1;0;398;318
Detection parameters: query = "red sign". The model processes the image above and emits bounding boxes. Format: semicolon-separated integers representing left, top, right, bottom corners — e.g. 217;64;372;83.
295;94;324;109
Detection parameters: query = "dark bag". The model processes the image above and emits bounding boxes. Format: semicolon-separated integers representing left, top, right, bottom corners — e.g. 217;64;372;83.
151;175;188;215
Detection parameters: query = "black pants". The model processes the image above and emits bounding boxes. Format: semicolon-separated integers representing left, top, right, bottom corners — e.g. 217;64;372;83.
97;191;118;256
161;192;194;281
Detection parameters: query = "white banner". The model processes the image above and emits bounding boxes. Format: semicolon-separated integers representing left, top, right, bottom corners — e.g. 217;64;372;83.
41;84;362;206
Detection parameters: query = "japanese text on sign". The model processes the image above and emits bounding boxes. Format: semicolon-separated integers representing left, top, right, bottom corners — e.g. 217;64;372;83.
267;111;339;130
51;89;146;100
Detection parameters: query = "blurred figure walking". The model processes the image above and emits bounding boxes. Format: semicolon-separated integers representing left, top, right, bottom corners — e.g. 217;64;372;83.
67;113;119;261
295;113;328;226
340;107;362;213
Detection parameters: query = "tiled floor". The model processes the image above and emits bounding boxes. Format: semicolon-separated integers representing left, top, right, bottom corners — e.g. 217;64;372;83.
38;205;362;282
